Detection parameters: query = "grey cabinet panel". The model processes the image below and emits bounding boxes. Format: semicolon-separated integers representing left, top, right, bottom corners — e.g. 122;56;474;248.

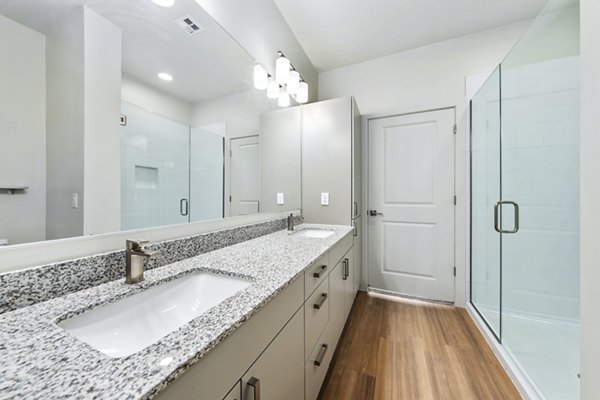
302;97;353;225
260;107;302;212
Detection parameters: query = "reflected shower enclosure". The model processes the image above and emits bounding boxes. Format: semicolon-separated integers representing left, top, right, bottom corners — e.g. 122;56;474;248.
120;102;224;230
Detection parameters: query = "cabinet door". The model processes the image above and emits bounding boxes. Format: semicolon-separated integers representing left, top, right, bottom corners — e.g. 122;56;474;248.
302;97;352;225
353;218;362;296
328;260;346;346
343;250;355;319
352;97;362;218
224;382;241;400
242;308;304;400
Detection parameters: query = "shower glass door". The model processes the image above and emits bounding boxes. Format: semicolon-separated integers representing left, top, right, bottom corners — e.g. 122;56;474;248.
470;0;580;398
500;0;580;398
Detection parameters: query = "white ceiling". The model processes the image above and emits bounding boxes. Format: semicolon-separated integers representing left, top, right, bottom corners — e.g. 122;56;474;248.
273;0;548;71
0;0;255;104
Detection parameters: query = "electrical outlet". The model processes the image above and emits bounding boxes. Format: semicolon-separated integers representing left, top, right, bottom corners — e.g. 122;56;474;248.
277;193;284;205
321;192;329;206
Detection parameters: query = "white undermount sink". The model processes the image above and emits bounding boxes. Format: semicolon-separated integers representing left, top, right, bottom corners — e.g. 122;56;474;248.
292;228;335;238
58;271;252;358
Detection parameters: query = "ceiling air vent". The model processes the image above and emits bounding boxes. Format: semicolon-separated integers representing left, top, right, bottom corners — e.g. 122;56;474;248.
175;15;205;36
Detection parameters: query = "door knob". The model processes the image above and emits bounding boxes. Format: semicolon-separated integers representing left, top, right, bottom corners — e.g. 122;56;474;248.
369;210;383;216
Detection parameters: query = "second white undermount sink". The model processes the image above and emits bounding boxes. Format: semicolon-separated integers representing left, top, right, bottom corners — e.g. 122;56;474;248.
58;271;252;358
293;229;335;238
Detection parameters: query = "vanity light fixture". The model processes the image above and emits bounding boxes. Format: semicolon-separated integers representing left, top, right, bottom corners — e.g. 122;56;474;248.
267;79;280;99
255;51;309;106
158;72;173;81
275;51;291;84
253;64;269;90
278;88;291;107
151;0;175;7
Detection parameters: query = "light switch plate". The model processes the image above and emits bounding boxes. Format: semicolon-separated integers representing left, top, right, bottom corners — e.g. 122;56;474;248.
71;193;78;209
277;193;284;205
321;192;329;206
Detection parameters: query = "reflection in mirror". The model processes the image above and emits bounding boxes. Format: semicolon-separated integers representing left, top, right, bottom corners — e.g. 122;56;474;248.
0;0;300;246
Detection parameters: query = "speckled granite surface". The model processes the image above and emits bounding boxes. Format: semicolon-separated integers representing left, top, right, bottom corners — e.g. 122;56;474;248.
0;216;303;315
0;224;352;400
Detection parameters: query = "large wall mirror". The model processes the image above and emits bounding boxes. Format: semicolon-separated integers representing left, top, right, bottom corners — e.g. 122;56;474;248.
0;0;301;247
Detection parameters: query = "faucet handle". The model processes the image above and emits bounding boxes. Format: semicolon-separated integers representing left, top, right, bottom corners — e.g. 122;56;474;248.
126;239;149;250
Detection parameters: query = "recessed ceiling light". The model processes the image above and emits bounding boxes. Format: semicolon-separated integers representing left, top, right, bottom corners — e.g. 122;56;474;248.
158;72;173;81
151;0;175;7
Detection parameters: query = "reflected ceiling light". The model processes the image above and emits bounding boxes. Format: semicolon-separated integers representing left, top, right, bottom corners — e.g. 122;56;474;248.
267;79;280;99
278;88;290;107
151;0;175;7
287;70;300;95
253;64;268;90
297;81;308;104
275;51;290;85
158;72;173;81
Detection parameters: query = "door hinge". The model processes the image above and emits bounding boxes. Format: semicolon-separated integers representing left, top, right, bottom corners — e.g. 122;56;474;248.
453;267;456;277
453;195;457;205
229;149;232;157
453;124;457;135
229;195;232;202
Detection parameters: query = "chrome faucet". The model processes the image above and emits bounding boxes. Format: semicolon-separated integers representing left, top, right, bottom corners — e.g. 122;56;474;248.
125;239;161;284
287;213;294;231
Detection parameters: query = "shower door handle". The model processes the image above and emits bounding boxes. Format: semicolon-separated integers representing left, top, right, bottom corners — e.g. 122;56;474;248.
494;200;520;234
180;198;189;216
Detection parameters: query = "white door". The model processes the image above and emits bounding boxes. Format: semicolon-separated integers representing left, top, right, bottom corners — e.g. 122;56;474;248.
230;136;260;216
367;108;455;302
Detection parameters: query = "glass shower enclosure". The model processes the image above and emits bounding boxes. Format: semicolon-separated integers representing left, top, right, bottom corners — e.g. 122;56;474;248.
470;0;580;399
120;101;225;230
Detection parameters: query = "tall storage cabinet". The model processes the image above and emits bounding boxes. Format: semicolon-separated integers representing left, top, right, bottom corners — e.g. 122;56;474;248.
301;97;361;227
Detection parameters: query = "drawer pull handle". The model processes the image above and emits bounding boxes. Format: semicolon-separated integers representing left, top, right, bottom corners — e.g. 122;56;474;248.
313;293;328;310
248;377;261;400
313;265;327;278
343;258;349;280
314;344;329;366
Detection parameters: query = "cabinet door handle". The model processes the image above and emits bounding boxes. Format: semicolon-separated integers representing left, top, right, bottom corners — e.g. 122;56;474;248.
343;258;349;280
248;377;261;400
313;293;328;310
354;201;358;217
314;344;329;366
313;265;327;278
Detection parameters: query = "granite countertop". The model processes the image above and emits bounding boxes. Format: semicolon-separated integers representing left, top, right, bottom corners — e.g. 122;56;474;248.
0;224;353;400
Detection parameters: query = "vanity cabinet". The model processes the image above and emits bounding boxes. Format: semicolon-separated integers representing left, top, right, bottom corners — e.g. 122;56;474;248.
155;234;356;400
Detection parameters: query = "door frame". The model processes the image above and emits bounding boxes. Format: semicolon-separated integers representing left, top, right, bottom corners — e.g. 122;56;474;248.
363;106;457;302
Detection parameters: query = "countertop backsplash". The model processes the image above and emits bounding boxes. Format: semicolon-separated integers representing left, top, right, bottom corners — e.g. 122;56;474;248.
0;215;303;315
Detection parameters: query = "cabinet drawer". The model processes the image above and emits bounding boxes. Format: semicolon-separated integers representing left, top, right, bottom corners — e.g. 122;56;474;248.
304;252;329;298
223;382;241;400
305;316;338;400
305;277;330;361
329;233;353;267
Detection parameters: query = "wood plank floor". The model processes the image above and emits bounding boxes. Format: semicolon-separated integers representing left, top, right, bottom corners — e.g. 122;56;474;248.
318;291;521;400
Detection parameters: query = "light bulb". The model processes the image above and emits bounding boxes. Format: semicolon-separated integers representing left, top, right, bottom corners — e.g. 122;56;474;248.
253;64;268;90
297;81;308;103
278;88;290;107
158;72;173;81
287;70;300;95
267;79;279;99
275;55;290;85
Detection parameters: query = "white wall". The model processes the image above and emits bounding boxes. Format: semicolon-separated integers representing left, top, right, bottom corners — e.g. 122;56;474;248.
83;7;122;236
121;76;192;125
319;21;531;307
580;0;600;397
0;14;46;245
